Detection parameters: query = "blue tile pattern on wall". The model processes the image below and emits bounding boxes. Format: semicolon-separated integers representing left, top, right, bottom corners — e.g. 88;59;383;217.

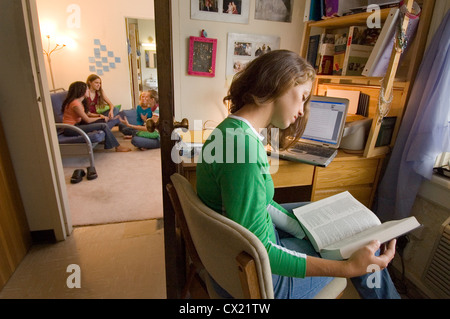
89;39;121;75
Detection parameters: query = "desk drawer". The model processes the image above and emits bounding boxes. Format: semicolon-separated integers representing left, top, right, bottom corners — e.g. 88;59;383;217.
315;158;380;189
271;161;315;188
313;185;373;207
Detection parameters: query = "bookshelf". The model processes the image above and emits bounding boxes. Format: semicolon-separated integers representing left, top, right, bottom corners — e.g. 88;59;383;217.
300;1;436;158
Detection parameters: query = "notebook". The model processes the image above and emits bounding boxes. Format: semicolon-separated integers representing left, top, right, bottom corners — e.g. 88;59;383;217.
270;96;349;167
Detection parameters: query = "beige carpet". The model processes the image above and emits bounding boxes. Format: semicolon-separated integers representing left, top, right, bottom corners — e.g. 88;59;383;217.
62;132;163;226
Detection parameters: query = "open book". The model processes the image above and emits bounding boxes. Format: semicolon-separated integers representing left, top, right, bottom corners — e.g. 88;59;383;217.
293;192;421;260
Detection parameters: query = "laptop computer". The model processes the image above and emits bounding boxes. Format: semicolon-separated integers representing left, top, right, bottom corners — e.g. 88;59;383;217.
269;95;349;167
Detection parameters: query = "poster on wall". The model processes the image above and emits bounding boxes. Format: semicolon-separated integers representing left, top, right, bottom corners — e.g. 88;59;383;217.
191;0;250;24
226;33;280;78
254;0;294;23
88;39;121;76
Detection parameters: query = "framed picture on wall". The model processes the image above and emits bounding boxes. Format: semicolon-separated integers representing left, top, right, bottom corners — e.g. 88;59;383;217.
188;36;218;77
191;0;250;24
254;0;294;23
226;33;280;77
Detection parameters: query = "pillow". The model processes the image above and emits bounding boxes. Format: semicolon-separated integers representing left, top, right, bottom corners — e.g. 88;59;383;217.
136;131;160;139
96;104;121;114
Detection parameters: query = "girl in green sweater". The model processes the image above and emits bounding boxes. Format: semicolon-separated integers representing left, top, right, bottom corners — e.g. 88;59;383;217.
196;50;400;299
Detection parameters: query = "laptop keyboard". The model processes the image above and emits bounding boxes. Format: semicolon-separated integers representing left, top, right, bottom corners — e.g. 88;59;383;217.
289;143;336;157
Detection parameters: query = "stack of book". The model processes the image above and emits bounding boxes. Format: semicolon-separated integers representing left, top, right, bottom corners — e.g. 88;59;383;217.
307;26;381;76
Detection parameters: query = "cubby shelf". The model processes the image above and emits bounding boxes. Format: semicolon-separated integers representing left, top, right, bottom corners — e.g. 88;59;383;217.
300;1;436;158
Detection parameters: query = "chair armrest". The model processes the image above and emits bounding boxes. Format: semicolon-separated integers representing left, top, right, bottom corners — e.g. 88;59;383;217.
55;123;93;148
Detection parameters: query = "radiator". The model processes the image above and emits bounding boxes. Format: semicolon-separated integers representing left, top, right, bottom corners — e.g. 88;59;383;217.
423;217;450;298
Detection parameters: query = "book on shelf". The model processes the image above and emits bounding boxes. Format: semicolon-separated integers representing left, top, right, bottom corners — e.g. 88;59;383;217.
293;191;421;260
342;26;381;76
318;33;335;75
333;32;347;75
375;116;397;147
306;34;321;69
356;92;370;117
308;0;323;21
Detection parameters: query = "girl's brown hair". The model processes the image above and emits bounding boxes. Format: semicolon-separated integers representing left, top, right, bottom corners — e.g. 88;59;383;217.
148;89;159;104
61;81;87;114
224;50;315;150
86;74;106;106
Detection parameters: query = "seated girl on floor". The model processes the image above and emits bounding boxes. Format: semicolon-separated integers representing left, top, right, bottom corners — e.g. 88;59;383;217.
119;90;160;150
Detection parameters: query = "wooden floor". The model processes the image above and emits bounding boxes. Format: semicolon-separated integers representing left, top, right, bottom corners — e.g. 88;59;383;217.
0;219;166;299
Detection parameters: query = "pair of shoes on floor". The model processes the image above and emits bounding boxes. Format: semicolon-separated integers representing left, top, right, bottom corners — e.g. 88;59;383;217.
70;167;98;184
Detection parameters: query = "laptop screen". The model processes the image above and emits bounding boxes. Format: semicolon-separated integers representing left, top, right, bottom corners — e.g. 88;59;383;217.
301;97;348;146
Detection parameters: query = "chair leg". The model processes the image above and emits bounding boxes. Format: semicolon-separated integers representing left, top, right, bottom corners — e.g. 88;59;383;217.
181;264;196;299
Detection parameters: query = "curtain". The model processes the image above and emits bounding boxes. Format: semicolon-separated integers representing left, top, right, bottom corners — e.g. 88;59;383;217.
376;9;450;222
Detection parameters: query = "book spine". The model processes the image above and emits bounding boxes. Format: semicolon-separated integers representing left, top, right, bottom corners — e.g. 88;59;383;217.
307;35;320;69
341;26;355;76
318;33;335;75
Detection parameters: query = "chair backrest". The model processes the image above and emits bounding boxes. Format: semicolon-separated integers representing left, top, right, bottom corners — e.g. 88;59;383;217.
170;173;274;299
50;91;68;123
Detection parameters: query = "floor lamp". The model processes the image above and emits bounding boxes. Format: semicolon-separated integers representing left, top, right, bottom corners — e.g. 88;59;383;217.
43;35;65;91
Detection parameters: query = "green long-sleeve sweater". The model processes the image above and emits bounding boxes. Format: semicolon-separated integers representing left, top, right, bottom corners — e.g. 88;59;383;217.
196;115;308;278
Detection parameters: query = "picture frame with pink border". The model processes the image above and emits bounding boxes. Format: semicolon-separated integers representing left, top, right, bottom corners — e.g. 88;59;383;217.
188;36;217;77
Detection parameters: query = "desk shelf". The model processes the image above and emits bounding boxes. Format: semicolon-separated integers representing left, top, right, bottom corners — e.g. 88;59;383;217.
300;0;436;158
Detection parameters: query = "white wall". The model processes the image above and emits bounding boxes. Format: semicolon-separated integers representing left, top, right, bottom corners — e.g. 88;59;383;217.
35;0;306;124
172;0;307;128
36;0;155;110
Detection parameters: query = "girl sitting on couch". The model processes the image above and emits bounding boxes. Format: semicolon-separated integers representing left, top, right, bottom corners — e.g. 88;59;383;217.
62;81;131;152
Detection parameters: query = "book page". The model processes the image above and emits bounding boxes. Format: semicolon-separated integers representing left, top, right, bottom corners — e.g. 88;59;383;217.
321;216;421;260
293;192;381;251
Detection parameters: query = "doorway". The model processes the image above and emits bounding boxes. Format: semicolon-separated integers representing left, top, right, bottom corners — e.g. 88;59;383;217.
126;17;158;109
35;8;163;227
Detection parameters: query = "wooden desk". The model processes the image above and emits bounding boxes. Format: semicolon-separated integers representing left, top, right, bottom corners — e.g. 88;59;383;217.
177;149;385;208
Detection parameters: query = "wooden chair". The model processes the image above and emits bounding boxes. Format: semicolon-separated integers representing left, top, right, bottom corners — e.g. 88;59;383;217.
168;173;347;299
166;182;207;298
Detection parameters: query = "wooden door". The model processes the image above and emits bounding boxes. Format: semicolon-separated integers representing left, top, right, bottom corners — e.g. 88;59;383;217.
154;0;184;298
0;118;31;290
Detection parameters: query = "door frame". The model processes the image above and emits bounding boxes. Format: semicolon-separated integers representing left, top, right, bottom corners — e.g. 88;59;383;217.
154;0;183;299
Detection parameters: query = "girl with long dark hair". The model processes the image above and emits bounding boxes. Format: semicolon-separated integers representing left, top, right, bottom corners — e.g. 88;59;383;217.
62;81;130;152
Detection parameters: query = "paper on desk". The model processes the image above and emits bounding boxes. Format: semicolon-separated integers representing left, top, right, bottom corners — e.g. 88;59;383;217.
326;89;360;114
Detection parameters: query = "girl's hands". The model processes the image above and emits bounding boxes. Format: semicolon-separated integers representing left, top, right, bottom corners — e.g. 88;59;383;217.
119;116;130;126
345;239;396;277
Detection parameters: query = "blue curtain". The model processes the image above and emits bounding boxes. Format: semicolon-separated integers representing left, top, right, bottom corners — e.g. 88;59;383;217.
376;10;450;222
